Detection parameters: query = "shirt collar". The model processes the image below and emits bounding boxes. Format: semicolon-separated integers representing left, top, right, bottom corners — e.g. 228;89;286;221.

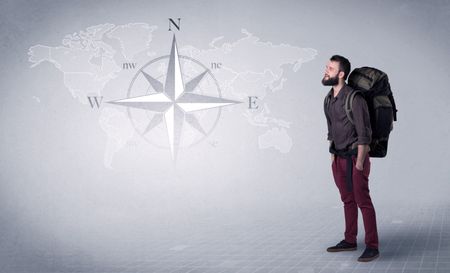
333;83;350;100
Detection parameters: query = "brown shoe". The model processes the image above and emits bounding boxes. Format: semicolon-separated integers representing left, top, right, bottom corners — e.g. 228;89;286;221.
326;240;357;252
357;248;380;262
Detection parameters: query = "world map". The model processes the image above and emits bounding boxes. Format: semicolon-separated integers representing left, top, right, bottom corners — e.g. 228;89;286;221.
28;23;317;168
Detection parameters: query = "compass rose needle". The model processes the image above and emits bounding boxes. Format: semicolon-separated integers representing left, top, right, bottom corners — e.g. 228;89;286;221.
143;113;164;135
184;70;208;93
107;93;172;112
165;35;185;101
164;105;184;159
142;71;164;93
185;113;207;135
176;93;241;112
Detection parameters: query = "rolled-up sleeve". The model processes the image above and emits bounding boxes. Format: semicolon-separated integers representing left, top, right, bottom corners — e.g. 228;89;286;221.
352;95;372;145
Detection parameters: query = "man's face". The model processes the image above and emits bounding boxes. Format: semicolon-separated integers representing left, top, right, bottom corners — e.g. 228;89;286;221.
322;60;341;86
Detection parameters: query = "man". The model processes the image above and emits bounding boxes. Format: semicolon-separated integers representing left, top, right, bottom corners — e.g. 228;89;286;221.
322;55;379;262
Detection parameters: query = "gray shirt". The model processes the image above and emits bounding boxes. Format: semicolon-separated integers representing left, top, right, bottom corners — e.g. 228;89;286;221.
324;84;372;151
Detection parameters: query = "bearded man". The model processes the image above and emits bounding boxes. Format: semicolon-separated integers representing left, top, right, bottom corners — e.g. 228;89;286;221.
322;55;379;262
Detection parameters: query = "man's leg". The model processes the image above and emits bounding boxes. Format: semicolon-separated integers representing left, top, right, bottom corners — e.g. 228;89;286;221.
352;156;379;249
332;156;358;244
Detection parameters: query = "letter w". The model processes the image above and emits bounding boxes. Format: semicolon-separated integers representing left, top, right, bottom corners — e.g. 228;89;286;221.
87;96;103;108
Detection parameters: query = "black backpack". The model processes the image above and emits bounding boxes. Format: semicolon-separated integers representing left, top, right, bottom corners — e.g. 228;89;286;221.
325;67;398;158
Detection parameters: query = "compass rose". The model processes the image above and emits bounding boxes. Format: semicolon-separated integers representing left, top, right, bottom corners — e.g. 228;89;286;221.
107;35;241;159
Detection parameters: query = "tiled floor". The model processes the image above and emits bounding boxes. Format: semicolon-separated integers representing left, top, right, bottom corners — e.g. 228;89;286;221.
1;203;449;273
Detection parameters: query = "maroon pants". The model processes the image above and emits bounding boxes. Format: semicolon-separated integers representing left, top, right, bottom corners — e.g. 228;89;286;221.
332;155;379;249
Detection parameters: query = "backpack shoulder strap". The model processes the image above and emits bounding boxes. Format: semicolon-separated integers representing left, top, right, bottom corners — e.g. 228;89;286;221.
344;90;361;125
388;92;398;121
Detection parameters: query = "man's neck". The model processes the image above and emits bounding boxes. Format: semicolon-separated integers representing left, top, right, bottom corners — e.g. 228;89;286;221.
333;82;345;97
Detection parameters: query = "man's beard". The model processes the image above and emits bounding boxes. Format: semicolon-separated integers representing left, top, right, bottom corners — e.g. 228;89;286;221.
322;74;339;86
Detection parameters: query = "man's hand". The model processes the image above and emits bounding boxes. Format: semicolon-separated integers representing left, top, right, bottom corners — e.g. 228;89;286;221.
331;154;335;163
355;160;364;171
356;144;370;171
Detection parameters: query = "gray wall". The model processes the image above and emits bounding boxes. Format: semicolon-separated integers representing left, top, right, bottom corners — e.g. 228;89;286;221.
1;0;449;265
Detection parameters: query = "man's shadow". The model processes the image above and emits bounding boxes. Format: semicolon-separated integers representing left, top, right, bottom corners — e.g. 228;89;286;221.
378;226;445;259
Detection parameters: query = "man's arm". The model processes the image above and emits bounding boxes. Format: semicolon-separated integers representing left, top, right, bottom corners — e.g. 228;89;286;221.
330;141;335;162
356;144;369;170
324;97;334;162
352;94;372;170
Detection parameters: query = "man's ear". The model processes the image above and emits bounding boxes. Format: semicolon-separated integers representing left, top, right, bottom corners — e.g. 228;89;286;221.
338;71;345;79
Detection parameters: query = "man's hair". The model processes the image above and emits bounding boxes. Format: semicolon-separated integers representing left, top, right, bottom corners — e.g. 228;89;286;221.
330;55;351;81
